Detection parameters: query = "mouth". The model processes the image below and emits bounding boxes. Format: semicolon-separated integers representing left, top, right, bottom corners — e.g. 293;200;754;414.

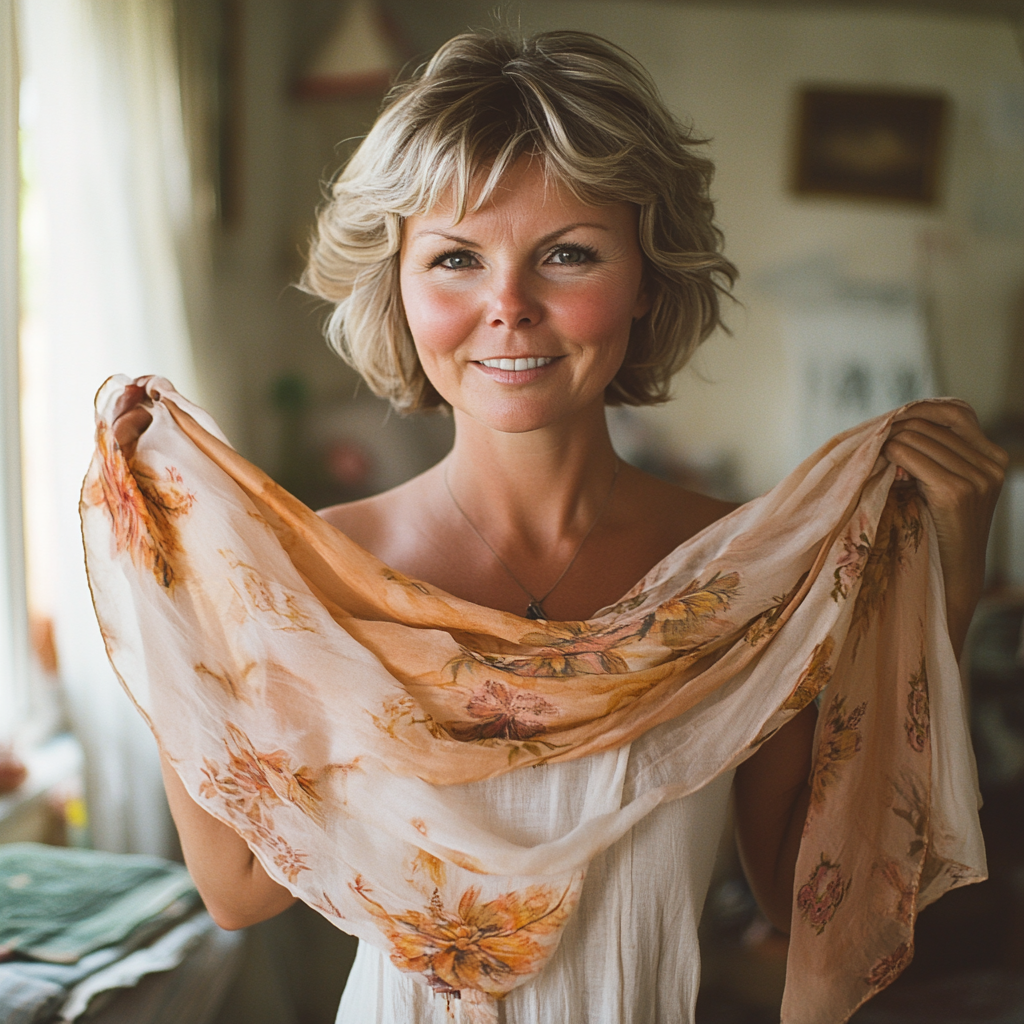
476;356;556;371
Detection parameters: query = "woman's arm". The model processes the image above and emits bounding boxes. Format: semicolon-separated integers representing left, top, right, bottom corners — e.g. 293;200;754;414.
735;403;1005;932
733;702;816;934
884;402;1007;658
160;753;296;929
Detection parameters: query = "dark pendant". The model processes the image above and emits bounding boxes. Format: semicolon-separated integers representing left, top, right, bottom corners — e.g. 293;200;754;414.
526;601;547;620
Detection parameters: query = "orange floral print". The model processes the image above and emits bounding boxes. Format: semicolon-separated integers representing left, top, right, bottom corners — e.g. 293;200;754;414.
446;681;557;742
602;591;648;616
875;857;915;924
904;654;929;753
890;776;927;858
271;839;311;884
194;661;256;703
745;573;807;648
230;817;312;885
849;488;923;656
652;571;741;650
351;876;575;996
810;695;866;808
83;423;194;589
310;890;346;919
199;722;325;828
371;694;446;741
831;525;871;602
408;850;448;890
442;573;738;683
797;854;851;935
783;637;834;711
866;941;913;988
448;617;643;680
223;552;317;632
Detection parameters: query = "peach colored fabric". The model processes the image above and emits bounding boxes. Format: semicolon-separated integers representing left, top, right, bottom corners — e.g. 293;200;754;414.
82;376;985;1024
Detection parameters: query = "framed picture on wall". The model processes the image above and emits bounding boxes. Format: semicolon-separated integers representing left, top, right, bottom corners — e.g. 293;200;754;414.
793;88;947;204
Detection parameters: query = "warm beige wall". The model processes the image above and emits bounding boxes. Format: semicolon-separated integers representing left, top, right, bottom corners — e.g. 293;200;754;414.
622;2;1023;494
391;0;1024;495
207;2;379;472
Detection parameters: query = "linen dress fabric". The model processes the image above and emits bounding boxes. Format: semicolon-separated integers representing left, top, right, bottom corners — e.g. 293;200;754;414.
336;756;736;1023
81;376;985;1024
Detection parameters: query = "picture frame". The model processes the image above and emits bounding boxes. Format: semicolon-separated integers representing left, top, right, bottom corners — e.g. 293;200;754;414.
793;88;947;204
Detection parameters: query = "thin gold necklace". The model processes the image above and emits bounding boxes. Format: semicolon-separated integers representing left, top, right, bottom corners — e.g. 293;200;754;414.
443;458;620;620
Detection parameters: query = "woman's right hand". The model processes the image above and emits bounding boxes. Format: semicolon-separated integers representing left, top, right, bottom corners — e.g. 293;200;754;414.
111;380;154;461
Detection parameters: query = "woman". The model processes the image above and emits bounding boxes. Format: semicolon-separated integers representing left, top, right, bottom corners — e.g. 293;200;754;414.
108;30;1005;1024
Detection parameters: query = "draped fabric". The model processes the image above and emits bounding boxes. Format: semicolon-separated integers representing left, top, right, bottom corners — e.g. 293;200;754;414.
335;758;736;1023
81;376;985;1024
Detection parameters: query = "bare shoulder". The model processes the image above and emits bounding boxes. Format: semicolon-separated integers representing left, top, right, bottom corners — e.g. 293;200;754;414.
616;463;738;551
318;493;389;550
317;469;438;558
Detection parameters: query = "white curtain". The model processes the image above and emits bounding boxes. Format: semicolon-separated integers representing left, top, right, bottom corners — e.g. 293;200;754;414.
19;0;200;855
1;0;31;746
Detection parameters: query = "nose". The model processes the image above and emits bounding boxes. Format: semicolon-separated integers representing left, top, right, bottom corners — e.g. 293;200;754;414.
485;268;543;330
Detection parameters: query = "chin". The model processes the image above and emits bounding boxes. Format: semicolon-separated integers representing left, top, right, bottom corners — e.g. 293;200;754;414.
455;395;601;434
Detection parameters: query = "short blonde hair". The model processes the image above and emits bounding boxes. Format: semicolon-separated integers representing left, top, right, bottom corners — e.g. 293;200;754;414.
301;30;737;412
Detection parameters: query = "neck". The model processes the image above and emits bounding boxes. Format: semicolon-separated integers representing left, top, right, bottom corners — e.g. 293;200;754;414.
441;400;620;552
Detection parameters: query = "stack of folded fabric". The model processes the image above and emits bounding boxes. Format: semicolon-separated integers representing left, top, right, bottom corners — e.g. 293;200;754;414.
0;843;243;1024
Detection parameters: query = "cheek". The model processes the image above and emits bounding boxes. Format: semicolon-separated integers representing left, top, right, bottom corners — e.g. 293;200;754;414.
400;276;471;359
552;279;639;356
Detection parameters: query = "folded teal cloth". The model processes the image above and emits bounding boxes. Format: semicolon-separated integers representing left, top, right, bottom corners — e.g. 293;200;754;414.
0;844;198;964
0;945;124;1024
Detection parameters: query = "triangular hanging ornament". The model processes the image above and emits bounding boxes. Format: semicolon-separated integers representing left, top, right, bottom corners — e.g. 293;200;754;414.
294;0;405;100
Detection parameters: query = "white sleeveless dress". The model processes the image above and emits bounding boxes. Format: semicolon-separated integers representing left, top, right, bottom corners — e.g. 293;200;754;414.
335;726;735;1024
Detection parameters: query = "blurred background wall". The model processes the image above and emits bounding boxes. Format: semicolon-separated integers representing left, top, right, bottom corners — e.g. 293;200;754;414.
195;0;1023;509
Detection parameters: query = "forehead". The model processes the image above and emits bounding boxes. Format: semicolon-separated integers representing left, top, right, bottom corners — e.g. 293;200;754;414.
403;157;637;240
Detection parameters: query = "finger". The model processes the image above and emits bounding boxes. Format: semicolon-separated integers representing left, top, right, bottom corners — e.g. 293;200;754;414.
892;419;1003;475
891;399;978;433
113;406;153;455
887;419;1007;479
884;429;994;486
893;403;1010;469
882;442;994;512
891;401;985;448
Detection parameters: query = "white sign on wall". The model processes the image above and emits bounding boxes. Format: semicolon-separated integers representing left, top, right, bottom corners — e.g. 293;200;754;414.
783;295;938;465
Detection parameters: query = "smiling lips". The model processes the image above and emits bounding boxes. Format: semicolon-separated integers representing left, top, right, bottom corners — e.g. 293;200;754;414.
477;356;556;371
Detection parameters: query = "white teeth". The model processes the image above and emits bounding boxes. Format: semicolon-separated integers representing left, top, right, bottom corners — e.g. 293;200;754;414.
479;357;554;371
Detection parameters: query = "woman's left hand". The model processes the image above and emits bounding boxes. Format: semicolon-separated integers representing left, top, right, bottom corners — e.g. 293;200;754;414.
883;400;1008;658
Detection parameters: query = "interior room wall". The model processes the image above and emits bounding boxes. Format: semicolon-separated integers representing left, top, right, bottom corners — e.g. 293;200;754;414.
207;0;1024;499
205;1;381;474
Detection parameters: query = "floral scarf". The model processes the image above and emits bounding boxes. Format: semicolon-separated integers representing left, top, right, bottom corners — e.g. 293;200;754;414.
82;376;985;1023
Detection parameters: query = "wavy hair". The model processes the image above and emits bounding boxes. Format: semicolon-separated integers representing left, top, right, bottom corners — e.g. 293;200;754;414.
300;30;737;411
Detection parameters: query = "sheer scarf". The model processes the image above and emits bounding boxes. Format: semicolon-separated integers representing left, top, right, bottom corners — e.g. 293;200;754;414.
82;376;985;1023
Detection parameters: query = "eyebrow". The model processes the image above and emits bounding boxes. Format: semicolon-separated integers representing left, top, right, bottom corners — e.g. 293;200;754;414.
409;222;613;247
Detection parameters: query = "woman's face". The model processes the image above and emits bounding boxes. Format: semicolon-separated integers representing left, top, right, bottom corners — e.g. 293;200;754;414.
399;158;650;434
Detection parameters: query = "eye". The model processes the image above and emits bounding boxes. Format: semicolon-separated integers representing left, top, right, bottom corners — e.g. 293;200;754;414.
547;244;597;266
430;249;479;270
